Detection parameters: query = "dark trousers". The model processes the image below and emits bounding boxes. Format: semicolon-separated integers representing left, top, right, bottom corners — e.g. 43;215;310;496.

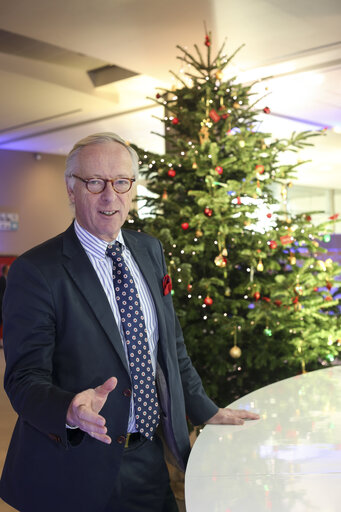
104;434;179;512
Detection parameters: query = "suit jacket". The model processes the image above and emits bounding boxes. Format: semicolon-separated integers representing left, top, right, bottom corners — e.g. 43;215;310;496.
0;224;218;512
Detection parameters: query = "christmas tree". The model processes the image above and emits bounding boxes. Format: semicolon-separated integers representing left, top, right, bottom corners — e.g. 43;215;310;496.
128;32;341;407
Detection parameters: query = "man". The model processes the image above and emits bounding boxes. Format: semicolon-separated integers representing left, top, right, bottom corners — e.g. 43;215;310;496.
0;264;9;347
0;133;259;512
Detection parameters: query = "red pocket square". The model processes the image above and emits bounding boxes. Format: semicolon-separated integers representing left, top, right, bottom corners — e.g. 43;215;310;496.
163;274;172;295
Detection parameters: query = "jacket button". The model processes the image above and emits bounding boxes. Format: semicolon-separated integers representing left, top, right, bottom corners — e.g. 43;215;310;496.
117;435;126;444
123;388;132;398
48;433;62;443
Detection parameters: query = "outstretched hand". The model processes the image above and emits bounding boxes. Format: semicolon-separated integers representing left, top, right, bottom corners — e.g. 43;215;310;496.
205;407;260;426
66;377;117;444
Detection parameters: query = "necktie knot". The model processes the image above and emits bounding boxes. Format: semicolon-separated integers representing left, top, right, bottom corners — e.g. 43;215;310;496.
106;241;122;260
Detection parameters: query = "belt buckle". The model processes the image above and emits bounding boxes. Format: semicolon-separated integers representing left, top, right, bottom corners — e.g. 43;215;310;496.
124;433;131;448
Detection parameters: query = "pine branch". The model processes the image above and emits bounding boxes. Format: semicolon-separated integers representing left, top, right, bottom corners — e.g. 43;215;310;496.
176;44;202;70
169;69;188;88
194;43;205;67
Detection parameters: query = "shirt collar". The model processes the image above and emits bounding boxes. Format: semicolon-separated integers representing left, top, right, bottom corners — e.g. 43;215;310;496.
74;220;125;259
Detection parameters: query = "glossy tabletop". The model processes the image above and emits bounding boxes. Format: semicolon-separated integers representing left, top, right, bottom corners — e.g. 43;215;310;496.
185;366;341;512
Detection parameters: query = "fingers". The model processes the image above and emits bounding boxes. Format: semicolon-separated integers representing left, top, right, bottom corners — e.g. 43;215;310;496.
233;409;261;420
205;407;260;425
77;404;106;427
88;431;112;444
95;377;117;398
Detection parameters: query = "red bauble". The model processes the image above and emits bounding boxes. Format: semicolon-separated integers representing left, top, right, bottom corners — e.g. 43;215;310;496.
266;213;272;218
204;35;211;47
263;106;271;114
171;117;179;125
168;168;176;177
262;296;271;303
274;300;282;307
305;215;312;221
181;222;189;230
236;196;242;205
215;166;223;175
269;240;277;249
325;295;332;301
209;109;220;123
255;164;265;174
254;291;261;301
156;93;161;99
204;296;213;306
187;284;193;291
204;207;213;217
313;287;319;292
326;281;332;290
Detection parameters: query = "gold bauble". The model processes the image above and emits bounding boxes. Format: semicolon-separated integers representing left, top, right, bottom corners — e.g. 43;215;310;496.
317;260;326;271
222;248;228;257
233;102;240;109
192;162;198;169
215;69;223;80
229;345;242;359
224;287;231;297
289;256;296;265
196;229;203;237
257;260;264;272
214;254;227;268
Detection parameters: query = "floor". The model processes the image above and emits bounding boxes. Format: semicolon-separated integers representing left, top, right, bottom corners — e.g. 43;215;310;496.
0;348;186;512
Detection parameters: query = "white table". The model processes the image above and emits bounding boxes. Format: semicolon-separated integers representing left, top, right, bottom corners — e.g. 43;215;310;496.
185;366;341;512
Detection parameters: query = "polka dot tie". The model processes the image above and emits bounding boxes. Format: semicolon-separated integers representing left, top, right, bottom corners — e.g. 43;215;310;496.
106;241;160;440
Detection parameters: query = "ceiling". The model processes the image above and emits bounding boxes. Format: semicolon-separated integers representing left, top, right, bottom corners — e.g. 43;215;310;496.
0;0;340;189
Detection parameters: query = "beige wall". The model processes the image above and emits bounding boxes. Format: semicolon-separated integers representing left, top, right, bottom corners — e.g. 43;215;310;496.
0;149;73;256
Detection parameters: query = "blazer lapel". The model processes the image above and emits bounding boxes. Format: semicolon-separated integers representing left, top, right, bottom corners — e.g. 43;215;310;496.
61;224;129;374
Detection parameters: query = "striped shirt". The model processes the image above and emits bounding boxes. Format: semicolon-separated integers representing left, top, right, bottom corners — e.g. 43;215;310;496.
74;220;159;433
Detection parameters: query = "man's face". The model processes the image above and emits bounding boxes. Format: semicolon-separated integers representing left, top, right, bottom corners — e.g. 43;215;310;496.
67;142;135;242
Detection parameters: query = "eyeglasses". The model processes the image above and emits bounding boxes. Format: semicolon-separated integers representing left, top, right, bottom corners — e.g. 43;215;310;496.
71;174;135;194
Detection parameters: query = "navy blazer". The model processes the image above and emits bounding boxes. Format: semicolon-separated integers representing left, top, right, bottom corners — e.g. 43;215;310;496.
0;224;218;512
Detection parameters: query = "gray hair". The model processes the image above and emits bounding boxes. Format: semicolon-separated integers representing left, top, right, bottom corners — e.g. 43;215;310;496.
65;132;139;190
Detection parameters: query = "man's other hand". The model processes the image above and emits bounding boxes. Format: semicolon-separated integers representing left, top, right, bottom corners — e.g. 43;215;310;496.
205;407;260;426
